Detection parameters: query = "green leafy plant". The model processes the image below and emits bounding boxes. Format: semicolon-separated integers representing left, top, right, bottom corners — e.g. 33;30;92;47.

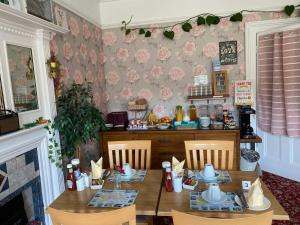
53;83;106;163
45;120;62;167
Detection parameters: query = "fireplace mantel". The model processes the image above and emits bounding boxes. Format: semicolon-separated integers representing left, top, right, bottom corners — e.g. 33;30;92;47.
0;4;68;225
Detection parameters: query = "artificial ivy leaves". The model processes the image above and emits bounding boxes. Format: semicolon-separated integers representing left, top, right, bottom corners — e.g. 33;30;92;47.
123;3;297;39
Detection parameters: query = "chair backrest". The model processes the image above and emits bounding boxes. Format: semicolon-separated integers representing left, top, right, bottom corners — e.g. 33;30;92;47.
184;140;234;170
108;140;151;169
172;210;273;225
47;205;136;225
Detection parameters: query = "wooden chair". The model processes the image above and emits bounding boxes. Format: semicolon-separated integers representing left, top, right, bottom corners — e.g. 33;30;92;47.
47;205;136;225
184;140;234;170
172;210;273;225
108;140;151;169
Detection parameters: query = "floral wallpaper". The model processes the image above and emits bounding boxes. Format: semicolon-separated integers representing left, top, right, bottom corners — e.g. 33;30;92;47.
102;11;300;118
50;3;106;168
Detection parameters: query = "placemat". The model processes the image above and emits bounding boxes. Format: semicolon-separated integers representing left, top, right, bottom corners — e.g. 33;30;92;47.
88;190;138;208
194;170;232;183
107;170;147;182
190;191;243;212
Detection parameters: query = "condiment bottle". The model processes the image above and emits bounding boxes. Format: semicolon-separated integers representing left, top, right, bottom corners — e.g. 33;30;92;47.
71;158;81;180
162;161;171;186
66;164;76;191
165;167;174;192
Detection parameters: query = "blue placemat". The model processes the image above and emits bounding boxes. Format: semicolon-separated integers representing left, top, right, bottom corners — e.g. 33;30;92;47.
107;170;147;182
194;170;232;183
190;191;243;212
88;190;138;208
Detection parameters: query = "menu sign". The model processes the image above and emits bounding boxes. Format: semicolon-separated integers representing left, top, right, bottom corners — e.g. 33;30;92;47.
219;41;238;65
235;80;253;105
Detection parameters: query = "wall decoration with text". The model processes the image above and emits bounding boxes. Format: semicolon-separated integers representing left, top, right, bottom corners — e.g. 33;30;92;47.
219;41;238;65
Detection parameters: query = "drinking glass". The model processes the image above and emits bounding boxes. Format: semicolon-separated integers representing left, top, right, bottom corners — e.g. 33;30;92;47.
114;173;121;189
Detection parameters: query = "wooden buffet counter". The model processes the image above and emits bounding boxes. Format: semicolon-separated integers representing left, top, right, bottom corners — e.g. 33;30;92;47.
100;129;241;170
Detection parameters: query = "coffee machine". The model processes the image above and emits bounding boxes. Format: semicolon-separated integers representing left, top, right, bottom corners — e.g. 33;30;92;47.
239;105;255;139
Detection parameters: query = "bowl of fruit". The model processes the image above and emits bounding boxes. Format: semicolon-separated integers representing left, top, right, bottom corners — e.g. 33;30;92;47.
183;178;198;190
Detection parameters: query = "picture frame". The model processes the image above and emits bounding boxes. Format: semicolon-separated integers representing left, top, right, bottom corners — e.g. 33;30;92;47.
212;70;229;96
53;5;68;29
26;0;53;22
219;41;238;65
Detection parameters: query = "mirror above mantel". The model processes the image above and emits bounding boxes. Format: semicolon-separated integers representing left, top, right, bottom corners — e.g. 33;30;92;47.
0;2;68;127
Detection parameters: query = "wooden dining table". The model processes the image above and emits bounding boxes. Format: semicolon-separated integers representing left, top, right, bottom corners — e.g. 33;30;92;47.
157;171;289;220
49;170;289;221
49;170;162;216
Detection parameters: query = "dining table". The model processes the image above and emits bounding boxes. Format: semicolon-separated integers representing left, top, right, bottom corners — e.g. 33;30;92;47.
49;170;162;216
49;170;289;222
157;171;289;220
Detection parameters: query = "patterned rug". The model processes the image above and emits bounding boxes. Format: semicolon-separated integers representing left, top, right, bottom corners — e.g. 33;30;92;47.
154;171;300;225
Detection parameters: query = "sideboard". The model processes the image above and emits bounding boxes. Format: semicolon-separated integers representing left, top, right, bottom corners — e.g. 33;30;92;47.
100;129;241;170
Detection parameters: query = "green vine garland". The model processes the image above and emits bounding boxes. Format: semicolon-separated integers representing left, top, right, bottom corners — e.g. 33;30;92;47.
45;120;62;168
121;4;300;40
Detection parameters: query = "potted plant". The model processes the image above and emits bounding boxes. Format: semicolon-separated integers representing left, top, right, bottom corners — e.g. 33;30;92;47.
50;83;106;166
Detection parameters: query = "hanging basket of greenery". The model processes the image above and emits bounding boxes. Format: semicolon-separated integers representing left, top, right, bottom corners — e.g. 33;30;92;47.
50;83;106;166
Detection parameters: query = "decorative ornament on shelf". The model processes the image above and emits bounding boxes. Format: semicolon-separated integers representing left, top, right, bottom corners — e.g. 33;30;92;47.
120;4;300;40
46;52;63;97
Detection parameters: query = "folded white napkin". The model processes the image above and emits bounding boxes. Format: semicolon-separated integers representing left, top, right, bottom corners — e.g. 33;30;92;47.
91;157;103;180
172;156;185;175
248;178;264;208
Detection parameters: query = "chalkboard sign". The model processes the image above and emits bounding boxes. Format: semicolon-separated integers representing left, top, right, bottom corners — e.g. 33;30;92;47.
219;41;238;65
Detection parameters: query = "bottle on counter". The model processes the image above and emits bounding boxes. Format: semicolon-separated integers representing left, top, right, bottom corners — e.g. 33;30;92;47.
175;105;183;122
189;104;197;122
71;158;81;180
165;167;174;192
66;164;77;191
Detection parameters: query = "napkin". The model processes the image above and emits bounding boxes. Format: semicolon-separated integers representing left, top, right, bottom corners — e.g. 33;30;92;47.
247;178;264;208
172;156;185;175
91;157;103;180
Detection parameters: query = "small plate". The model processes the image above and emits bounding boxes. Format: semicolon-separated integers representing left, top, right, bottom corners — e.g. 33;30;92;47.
199;171;220;180
201;190;227;203
245;194;271;211
121;169;136;177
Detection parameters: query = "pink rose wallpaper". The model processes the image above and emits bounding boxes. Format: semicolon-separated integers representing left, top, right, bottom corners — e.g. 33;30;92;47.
51;3;107;168
102;10;299;117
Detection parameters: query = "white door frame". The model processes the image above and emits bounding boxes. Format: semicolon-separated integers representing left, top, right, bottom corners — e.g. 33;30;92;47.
245;17;300;181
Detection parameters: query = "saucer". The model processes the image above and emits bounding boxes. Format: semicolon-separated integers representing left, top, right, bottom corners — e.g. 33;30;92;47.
121;169;136;177
245;194;271;211
199;171;220;180
201;190;227;203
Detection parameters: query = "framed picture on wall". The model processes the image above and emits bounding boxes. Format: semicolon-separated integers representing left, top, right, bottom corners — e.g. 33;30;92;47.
54;5;68;29
212;70;229;96
26;0;53;22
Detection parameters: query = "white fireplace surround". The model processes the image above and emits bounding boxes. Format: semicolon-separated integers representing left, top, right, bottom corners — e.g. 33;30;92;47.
0;3;68;225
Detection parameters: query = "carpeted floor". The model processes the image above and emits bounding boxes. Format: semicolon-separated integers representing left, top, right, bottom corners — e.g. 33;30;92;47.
262;171;300;225
154;171;300;225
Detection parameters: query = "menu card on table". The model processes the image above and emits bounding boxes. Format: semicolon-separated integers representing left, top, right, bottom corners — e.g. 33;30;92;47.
88;190;138;208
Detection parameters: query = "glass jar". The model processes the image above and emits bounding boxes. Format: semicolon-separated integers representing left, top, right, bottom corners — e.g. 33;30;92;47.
215;104;223;122
189;105;197;121
175;105;183;122
199;105;208;117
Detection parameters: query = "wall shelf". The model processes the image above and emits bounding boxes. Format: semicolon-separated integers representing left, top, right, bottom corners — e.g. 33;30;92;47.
0;3;69;34
240;133;262;143
187;95;230;104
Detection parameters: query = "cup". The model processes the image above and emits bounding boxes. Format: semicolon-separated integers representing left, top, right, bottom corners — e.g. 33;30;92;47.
123;163;133;176
200;116;210;128
207;183;221;202
203;163;215;178
173;176;183;193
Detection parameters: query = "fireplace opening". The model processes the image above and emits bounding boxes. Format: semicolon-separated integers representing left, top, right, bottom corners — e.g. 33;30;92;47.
0;193;28;225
